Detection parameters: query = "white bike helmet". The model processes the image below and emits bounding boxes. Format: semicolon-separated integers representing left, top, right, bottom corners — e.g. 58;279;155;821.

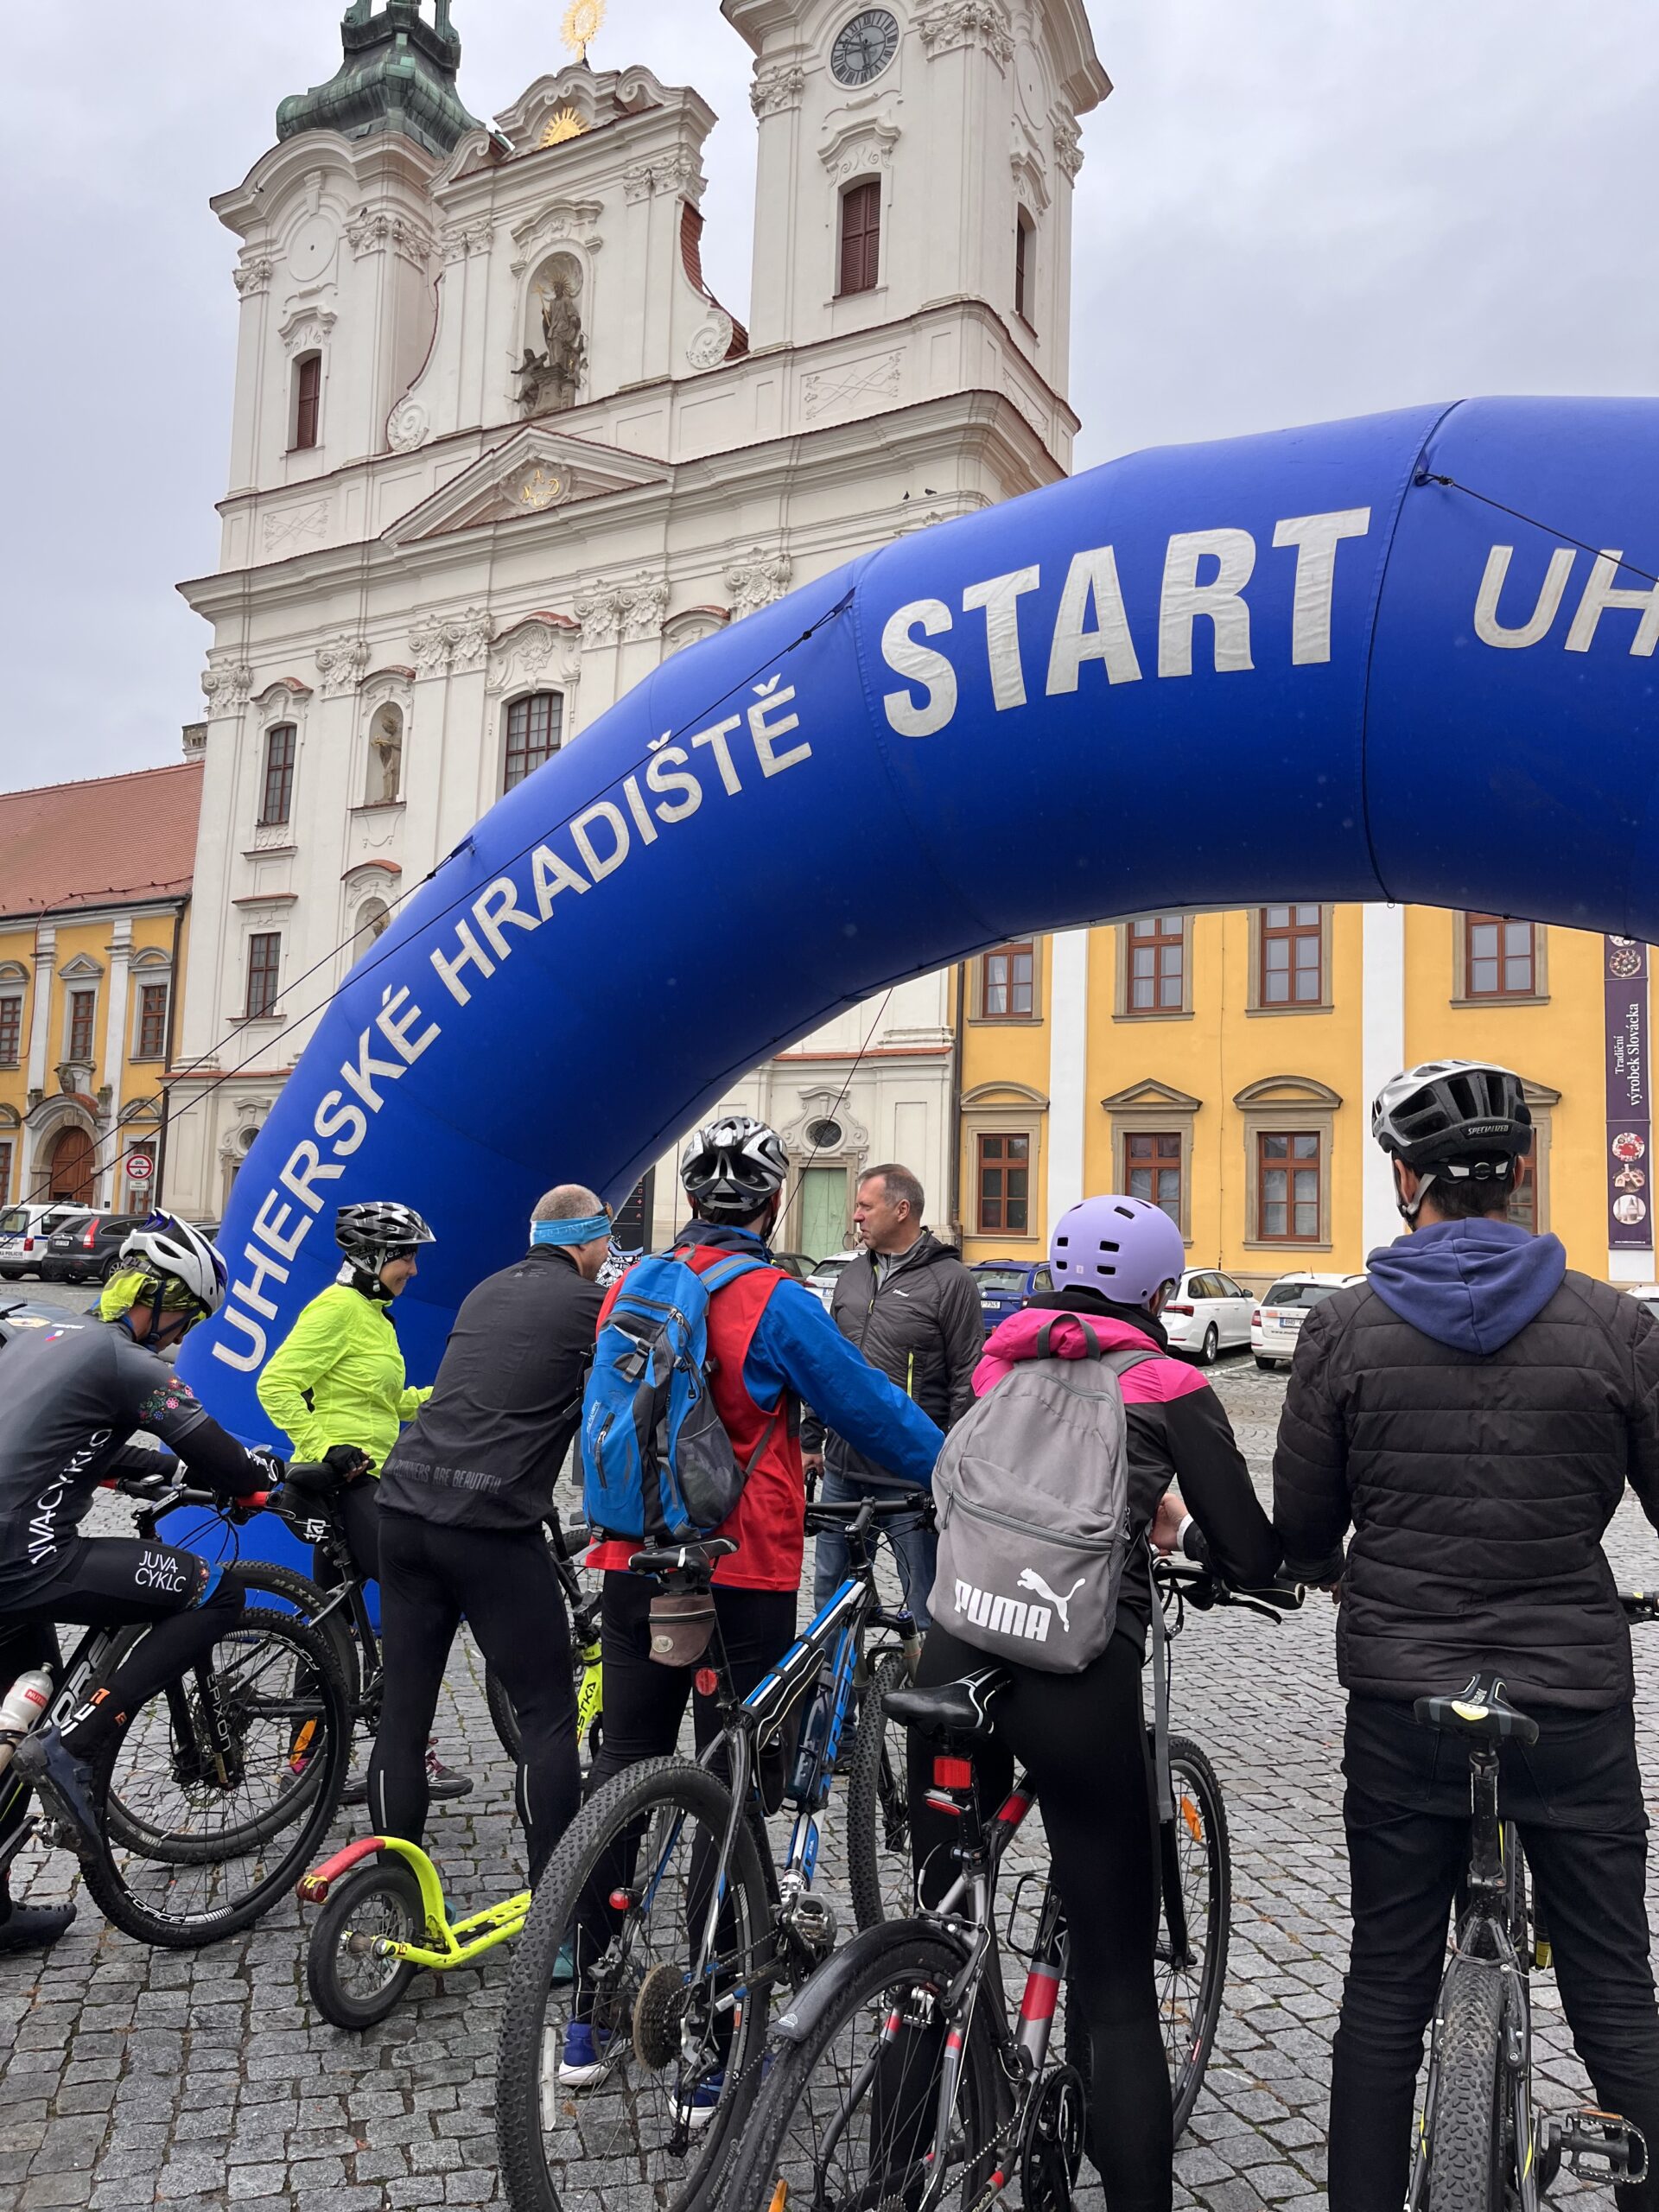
117;1213;228;1316
680;1116;790;1221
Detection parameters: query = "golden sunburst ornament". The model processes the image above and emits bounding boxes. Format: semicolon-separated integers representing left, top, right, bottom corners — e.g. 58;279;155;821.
541;105;588;145
561;0;606;62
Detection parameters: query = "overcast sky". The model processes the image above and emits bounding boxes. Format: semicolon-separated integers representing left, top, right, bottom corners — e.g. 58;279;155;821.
4;1;1656;794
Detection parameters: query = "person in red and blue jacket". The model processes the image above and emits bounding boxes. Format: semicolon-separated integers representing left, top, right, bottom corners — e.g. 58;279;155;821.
565;1115;942;2087
908;1194;1278;2212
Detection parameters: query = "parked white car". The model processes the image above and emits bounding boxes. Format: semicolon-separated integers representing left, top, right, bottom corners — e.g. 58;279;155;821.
0;1205;92;1281
1252;1272;1367;1368
804;1252;860;1309
1624;1284;1659;1325
1160;1270;1256;1363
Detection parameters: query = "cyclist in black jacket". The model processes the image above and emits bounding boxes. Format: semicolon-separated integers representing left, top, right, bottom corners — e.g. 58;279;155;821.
0;1217;283;1948
1274;1061;1659;2212
370;1185;611;1883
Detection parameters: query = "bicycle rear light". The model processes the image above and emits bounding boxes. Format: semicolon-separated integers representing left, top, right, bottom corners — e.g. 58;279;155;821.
932;1754;974;1789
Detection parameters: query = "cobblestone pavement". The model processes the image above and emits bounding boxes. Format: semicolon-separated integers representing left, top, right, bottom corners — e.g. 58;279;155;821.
1;1312;1656;2212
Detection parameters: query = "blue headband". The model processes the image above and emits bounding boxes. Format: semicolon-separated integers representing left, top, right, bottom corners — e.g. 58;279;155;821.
531;1215;612;1248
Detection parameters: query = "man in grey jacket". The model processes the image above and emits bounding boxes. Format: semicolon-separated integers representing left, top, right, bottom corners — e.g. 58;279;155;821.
806;1163;983;1627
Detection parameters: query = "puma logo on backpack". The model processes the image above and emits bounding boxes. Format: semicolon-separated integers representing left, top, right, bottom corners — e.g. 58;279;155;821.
928;1319;1157;1674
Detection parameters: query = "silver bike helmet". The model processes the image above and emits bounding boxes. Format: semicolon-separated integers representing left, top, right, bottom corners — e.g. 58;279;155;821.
679;1116;789;1221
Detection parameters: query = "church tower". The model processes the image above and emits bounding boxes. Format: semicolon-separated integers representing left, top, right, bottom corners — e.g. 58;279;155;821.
728;1;1108;425
168;0;1111;1246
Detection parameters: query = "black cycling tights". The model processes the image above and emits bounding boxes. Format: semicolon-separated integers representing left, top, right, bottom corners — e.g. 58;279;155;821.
368;1514;581;1885
909;1624;1173;2212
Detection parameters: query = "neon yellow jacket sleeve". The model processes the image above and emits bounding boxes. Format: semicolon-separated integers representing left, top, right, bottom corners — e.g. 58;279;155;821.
256;1285;427;1470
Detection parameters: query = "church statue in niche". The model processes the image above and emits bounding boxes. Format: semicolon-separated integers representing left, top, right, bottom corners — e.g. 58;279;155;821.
515;264;586;417
367;705;403;804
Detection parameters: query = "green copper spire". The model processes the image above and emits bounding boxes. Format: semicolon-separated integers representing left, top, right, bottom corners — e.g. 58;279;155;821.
276;2;482;162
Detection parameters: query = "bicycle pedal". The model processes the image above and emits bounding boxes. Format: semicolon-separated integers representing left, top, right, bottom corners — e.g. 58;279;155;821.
1536;2109;1649;2183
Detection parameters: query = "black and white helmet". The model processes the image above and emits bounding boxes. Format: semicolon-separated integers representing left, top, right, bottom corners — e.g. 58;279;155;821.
334;1202;435;1275
117;1213;228;1317
680;1116;789;1220
1371;1060;1533;1195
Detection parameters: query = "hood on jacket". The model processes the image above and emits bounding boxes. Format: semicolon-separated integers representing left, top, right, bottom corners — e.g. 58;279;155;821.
976;1305;1162;1395
1366;1217;1567;1356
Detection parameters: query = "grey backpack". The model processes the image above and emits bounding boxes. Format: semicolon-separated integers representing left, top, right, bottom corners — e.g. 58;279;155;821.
928;1319;1157;1674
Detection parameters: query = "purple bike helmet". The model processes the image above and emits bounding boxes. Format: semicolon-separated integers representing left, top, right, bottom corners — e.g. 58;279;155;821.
1049;1195;1185;1310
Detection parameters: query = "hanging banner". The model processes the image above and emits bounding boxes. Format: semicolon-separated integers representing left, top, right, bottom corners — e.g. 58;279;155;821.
1605;936;1651;1252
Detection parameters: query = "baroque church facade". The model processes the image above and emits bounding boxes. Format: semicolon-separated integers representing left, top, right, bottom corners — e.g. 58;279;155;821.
166;0;1109;1254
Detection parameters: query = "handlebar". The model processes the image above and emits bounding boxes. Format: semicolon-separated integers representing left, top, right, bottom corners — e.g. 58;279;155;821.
1621;1590;1659;1624
1155;1554;1306;1624
804;1493;935;1540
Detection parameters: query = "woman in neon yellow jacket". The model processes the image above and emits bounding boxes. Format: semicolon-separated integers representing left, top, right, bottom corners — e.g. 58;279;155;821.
257;1201;468;1802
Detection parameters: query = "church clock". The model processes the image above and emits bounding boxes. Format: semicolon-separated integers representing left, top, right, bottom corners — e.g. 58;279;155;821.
830;9;899;86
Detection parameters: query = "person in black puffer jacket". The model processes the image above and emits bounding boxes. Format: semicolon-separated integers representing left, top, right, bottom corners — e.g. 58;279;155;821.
1274;1059;1659;2212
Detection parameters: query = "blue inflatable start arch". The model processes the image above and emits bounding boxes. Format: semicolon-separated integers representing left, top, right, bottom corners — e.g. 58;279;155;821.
181;394;1659;1428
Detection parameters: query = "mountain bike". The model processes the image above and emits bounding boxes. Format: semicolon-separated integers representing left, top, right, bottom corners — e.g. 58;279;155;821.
1406;1592;1658;2212
164;1478;600;1772
494;1495;926;2212
0;1478;349;1947
721;1560;1300;2212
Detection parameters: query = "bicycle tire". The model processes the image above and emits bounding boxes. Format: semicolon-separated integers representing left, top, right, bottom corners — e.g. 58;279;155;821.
497;1754;774;2212
846;1649;916;1930
724;1923;1000;2212
81;1607;349;1948
103;1561;356;1863
307;1856;425;2029
1427;1960;1507;2212
1065;1733;1230;2141
486;1665;604;1770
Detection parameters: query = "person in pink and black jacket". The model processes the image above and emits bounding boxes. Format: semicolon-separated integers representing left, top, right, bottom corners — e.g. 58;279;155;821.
907;1196;1278;2212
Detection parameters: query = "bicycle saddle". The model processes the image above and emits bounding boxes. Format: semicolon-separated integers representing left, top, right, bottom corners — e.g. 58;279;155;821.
626;1535;739;1580
1414;1673;1540;1747
884;1669;1008;1744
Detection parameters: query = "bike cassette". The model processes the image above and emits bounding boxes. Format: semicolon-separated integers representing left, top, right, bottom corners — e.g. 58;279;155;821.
1535;2108;1649;2186
1019;2063;1086;2212
632;1960;694;2070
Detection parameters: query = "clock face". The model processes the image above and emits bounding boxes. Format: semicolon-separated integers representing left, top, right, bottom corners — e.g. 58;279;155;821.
831;9;899;87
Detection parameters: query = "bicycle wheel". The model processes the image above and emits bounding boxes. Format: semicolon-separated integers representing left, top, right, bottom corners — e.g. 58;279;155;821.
846;1650;916;1929
724;1923;1001;2212
103;1563;355;1862
486;1664;523;1763
497;1755;774;2212
308;1855;425;2029
81;1607;349;1948
1427;1961;1506;2212
1161;1736;1230;2133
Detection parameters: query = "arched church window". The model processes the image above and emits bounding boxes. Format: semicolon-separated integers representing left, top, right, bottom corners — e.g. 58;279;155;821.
504;693;563;792
292;353;322;451
366;704;404;804
838;179;881;298
516;255;586;418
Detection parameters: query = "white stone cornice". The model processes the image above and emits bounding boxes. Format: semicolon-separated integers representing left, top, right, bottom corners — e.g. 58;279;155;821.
279;304;338;356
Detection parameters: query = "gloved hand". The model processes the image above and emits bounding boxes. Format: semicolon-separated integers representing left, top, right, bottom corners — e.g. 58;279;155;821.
322;1445;373;1483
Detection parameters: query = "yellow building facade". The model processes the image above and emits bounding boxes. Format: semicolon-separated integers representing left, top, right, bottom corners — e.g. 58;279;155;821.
0;761;202;1217
955;904;1640;1289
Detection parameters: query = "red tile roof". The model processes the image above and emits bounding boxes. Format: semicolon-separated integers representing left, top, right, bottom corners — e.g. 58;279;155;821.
0;761;203;920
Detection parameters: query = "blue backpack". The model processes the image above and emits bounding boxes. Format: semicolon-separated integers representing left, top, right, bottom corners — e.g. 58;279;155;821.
582;1248;781;1545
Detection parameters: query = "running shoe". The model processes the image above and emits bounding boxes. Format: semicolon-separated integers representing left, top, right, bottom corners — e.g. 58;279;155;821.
425;1745;474;1801
557;2021;615;2087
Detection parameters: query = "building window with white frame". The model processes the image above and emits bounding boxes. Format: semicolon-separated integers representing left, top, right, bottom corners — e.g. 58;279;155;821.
837;178;881;297
0;995;20;1067
67;987;97;1064
260;724;297;827
134;982;168;1061
245;933;282;1020
504;693;563;792
291;353;322;451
